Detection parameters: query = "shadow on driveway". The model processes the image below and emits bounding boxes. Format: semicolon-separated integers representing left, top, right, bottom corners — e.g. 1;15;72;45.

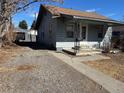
15;42;55;50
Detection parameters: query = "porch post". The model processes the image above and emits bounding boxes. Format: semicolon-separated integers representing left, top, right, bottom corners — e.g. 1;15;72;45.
74;20;80;54
86;24;88;41
79;22;82;39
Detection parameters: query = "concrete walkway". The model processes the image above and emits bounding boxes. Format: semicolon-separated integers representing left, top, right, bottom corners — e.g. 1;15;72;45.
49;51;124;93
72;54;110;62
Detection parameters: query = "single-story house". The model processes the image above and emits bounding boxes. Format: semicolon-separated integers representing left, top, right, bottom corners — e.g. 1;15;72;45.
14;28;37;42
35;5;124;51
14;28;26;42
27;30;37;42
28;30;37;36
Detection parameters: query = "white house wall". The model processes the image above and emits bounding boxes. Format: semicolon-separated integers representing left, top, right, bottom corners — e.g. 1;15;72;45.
80;41;100;49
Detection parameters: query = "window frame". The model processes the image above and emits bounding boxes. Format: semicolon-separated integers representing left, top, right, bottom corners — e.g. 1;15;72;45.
66;24;74;38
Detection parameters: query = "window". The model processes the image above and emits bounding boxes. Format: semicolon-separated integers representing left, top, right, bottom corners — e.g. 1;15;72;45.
66;24;74;38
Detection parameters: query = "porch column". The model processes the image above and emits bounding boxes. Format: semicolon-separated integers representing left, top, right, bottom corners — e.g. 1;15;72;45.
74;21;80;47
79;22;82;39
86;24;88;41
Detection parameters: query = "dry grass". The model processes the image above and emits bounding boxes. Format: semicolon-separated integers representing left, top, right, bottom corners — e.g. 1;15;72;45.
0;46;26;64
0;46;36;73
0;66;16;72
84;53;124;82
0;64;37;73
16;64;37;71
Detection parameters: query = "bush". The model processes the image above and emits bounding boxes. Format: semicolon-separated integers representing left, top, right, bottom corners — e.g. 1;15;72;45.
2;25;17;47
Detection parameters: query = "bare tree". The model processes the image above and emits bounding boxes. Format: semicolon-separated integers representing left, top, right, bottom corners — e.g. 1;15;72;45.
0;0;63;46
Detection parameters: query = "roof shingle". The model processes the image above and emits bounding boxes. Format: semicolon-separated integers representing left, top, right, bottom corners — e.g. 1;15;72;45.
44;5;110;20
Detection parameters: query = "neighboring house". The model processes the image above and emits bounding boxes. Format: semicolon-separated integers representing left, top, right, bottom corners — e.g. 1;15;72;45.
14;28;37;42
14;28;26;41
35;5;124;51
27;30;37;36
27;30;37;42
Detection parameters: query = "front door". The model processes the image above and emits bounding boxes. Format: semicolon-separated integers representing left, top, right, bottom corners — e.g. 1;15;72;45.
82;26;87;40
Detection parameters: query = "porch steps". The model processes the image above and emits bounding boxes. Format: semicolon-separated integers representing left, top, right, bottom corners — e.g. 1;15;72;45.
63;49;101;56
76;50;101;56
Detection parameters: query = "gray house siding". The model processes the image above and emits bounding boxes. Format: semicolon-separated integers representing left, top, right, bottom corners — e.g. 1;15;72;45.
56;18;75;49
87;24;106;42
88;25;101;41
37;11;57;48
55;18;108;49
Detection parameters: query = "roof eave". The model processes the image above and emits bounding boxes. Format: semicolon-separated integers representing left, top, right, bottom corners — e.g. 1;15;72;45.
73;16;124;26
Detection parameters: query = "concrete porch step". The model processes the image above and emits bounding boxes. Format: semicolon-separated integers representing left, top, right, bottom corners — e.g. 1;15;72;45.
63;49;101;56
76;50;101;56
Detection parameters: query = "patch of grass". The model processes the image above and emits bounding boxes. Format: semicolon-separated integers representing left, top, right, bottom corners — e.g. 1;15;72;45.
84;53;124;82
0;66;16;72
16;64;37;71
0;47;27;64
0;64;37;73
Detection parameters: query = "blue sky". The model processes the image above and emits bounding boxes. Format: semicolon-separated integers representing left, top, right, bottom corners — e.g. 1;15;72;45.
12;0;124;29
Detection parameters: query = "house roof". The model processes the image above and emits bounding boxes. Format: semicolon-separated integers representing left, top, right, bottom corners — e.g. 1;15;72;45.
45;5;109;20
35;5;124;30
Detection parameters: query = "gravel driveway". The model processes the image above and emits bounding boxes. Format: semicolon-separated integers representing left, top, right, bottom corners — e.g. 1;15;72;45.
0;49;108;93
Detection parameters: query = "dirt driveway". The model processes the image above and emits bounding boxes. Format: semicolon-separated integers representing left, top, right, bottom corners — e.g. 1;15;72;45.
0;48;108;93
